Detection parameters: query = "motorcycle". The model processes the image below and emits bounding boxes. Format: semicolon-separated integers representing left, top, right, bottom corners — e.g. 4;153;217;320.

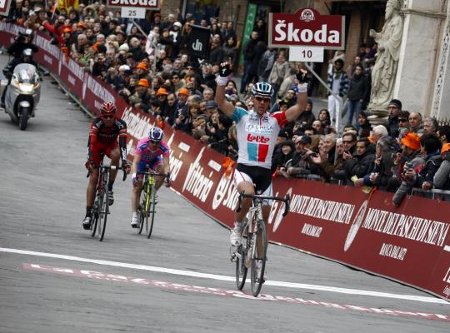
0;63;41;130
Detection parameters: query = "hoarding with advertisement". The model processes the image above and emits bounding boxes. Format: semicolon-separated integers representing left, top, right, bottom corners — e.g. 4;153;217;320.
0;0;11;16
268;8;345;49
2;24;450;301
188;25;211;60
106;0;160;10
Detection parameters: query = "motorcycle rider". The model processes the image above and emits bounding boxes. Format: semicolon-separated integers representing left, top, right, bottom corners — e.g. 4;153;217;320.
7;29;39;59
1;48;38;109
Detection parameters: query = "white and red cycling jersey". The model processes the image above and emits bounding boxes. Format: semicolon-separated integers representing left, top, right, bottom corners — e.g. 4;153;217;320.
232;107;287;169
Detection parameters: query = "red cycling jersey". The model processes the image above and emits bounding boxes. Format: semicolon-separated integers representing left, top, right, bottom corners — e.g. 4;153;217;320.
88;117;128;165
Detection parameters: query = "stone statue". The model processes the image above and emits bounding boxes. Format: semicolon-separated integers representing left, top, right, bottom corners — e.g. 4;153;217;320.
368;0;404;113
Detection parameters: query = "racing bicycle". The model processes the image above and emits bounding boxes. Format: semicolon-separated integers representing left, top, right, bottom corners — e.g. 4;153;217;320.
136;168;170;238
232;192;290;297
88;162;127;241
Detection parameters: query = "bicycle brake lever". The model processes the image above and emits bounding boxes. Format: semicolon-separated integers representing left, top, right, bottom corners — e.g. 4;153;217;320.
282;194;291;217
236;191;243;212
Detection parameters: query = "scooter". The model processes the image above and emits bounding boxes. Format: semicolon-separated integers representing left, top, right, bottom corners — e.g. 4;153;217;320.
0;63;41;130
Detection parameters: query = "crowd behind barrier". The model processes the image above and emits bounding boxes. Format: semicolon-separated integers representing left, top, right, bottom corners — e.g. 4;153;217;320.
2;5;450;301
2;1;450;207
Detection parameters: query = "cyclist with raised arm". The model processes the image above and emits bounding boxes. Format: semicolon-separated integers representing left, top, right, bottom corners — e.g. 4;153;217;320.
215;63;308;247
82;102;130;230
130;127;170;228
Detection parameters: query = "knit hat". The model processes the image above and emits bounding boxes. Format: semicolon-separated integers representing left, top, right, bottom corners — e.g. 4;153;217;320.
401;132;421;150
118;64;130;72
138;79;150;88
206;100;218;109
295;135;312;145
118;43;129;52
388;99;402;110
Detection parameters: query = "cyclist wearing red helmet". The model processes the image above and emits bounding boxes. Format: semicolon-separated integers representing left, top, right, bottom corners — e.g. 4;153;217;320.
129;126;170;228
82;101;131;229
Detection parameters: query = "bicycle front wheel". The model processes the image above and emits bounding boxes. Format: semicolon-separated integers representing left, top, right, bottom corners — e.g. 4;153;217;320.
251;220;267;297
138;197;145;235
146;186;156;239
97;191;109;242
90;207;99;238
235;242;248;290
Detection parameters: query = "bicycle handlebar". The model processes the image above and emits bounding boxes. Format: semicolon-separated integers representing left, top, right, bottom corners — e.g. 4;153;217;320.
236;192;291;217
86;165;128;181
137;170;171;186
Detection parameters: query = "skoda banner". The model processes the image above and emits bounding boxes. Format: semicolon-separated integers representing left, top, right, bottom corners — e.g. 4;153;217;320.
189;25;210;60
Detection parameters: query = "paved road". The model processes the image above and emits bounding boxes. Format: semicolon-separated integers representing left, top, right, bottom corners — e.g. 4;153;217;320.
0;56;449;332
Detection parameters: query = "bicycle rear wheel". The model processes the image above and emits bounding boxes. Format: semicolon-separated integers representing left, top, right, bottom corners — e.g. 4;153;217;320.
97;191;109;241
146;185;156;239
251;220;267;297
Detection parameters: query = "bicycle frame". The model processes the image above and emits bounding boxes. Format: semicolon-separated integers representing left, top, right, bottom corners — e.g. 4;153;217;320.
233;192;290;297
137;169;169;238
88;161;127;241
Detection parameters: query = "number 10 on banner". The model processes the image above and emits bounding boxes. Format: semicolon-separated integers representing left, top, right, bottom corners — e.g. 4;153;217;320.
289;46;324;63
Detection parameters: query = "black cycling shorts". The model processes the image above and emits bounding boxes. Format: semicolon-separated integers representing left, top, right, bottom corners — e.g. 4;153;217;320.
234;163;272;195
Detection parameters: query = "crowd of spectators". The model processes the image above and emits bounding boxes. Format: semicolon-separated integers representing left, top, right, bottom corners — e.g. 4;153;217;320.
3;0;449;204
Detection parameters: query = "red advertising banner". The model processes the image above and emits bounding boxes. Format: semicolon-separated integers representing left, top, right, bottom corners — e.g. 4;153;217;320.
59;57;85;99
33;32;62;76
106;0;160;9
2;25;450;301
268;8;345;49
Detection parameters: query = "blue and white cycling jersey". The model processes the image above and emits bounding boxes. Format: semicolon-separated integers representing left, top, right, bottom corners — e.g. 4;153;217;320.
232;106;287;169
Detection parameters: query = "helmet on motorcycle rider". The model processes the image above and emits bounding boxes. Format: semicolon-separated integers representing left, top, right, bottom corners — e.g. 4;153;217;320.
24;29;33;39
100;101;117;119
19;29;33;39
148;127;163;143
22;48;33;62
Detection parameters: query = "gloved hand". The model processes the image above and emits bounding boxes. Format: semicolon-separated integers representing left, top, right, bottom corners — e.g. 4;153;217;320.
164;175;171;188
122;160;131;174
131;173;139;186
296;69;308;83
219;62;232;77
85;159;94;170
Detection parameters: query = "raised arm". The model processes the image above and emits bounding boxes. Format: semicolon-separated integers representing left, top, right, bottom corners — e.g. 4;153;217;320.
215;63;235;118
284;78;308;122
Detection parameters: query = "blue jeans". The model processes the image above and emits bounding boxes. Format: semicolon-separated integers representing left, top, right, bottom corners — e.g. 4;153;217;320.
347;99;362;126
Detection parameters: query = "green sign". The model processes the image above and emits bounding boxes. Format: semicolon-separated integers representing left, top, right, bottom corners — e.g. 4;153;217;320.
239;3;257;65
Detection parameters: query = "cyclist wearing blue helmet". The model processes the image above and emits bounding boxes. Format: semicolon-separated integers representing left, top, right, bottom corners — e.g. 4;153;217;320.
130;126;170;228
215;62;308;247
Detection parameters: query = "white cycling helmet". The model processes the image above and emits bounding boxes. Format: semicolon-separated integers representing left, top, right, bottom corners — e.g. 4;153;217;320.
251;82;274;99
148;127;163;142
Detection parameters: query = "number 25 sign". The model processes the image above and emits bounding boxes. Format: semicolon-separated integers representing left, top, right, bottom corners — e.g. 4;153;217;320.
268;8;345;50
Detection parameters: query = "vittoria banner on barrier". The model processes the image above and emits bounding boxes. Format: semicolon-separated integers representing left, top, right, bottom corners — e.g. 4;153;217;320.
1;25;449;300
